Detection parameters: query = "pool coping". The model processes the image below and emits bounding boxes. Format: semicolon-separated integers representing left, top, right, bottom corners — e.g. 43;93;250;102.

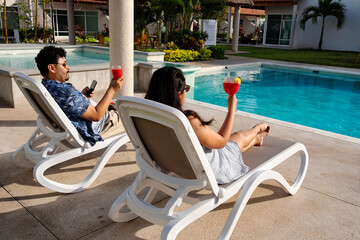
194;62;360;78
186;98;360;145
191;62;360;145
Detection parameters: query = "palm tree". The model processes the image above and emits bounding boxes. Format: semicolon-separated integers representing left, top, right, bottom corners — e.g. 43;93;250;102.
300;0;346;50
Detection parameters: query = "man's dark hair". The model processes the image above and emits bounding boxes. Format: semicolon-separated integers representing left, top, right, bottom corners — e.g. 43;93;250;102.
35;46;67;77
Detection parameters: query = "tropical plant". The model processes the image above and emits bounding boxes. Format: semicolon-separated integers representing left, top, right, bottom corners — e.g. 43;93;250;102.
168;29;208;51
198;0;227;20
299;0;346;50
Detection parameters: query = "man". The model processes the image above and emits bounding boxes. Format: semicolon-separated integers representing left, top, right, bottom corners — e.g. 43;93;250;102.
35;46;124;145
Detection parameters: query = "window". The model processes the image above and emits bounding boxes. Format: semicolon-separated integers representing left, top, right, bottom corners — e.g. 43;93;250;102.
265;14;292;46
53;9;98;37
1;7;19;29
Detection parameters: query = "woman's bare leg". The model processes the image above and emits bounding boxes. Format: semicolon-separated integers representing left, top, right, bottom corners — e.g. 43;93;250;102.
230;122;270;153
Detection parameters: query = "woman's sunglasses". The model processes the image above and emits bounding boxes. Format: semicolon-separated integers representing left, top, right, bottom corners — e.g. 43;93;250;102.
180;85;191;93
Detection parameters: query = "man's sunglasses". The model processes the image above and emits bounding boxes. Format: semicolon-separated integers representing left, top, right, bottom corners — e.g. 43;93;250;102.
180;85;190;93
56;62;68;68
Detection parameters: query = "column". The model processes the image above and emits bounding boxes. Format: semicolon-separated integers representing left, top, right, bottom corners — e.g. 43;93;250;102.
226;6;232;45
109;0;134;97
289;5;298;49
67;0;76;45
232;5;240;52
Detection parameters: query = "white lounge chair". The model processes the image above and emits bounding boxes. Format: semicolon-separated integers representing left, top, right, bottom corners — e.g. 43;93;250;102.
108;96;309;239
12;72;130;193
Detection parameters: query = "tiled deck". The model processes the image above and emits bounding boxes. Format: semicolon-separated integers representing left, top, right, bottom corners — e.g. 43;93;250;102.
0;53;359;239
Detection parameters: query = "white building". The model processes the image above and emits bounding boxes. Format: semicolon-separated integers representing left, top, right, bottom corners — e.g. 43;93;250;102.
257;0;360;51
0;0;109;42
1;0;359;51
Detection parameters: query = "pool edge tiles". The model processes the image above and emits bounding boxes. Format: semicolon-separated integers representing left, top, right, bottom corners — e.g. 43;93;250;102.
194;62;360;79
186;98;360;145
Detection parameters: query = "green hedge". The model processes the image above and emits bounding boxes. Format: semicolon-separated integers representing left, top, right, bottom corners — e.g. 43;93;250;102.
164;49;200;62
208;46;225;59
199;48;212;61
164;48;212;62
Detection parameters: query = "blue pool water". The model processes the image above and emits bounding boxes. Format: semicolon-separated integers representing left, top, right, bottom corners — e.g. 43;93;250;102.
0;51;110;69
0;50;148;69
191;65;360;139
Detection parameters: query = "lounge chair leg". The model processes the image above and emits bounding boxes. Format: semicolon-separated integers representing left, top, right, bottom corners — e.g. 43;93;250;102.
109;188;138;222
218;168;307;240
33;134;130;193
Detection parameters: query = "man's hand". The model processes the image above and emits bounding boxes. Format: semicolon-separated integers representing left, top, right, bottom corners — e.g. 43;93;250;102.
109;76;125;92
81;87;94;98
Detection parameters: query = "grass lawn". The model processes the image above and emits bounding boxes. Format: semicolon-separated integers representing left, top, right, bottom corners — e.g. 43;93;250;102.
219;44;360;69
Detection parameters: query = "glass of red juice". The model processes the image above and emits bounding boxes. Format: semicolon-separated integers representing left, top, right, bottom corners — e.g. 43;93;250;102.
111;65;123;80
223;77;240;95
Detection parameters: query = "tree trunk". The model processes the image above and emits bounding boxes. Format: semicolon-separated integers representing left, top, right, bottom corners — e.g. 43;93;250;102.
318;17;325;50
4;0;8;44
43;0;45;42
35;0;38;43
51;0;55;43
156;20;162;45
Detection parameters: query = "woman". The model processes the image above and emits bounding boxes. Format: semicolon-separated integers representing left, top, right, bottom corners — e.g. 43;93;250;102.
145;67;270;184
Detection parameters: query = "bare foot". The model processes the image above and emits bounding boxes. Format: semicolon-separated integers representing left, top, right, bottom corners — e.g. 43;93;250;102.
253;122;269;133
265;126;271;134
255;131;269;146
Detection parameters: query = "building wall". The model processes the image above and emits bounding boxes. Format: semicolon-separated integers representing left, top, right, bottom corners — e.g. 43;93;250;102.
292;0;360;51
263;5;294;46
53;2;108;38
242;15;259;36
218;14;261;36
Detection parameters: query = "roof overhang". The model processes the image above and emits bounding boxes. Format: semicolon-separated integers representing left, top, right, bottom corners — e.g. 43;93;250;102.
252;0;297;6
226;0;255;7
54;0;108;5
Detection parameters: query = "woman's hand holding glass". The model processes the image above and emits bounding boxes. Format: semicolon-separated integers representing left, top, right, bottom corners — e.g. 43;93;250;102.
223;76;241;96
227;94;238;111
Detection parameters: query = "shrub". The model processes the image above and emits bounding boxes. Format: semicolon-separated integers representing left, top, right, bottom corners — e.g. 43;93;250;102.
164;48;212;62
208;46;225;59
164;49;200;62
76;36;97;43
85;37;97;43
166;41;179;50
19;27;52;42
76;36;84;43
217;33;227;39
142;49;161;52
198;48;212;61
104;37;110;43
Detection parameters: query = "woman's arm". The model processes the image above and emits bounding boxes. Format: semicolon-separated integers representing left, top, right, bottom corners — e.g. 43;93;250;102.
188;95;237;149
218;95;237;138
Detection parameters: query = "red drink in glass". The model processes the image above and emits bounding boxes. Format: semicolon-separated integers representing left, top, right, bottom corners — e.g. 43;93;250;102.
223;82;240;95
111;65;122;80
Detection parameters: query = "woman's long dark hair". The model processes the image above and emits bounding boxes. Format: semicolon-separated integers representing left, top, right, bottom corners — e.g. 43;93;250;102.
145;66;213;126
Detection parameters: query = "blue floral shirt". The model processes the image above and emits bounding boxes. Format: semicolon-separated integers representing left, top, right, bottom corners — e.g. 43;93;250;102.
42;79;103;146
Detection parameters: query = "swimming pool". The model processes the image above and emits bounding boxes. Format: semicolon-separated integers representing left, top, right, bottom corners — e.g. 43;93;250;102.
0;48;142;69
0;45;199;107
192;64;360;139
